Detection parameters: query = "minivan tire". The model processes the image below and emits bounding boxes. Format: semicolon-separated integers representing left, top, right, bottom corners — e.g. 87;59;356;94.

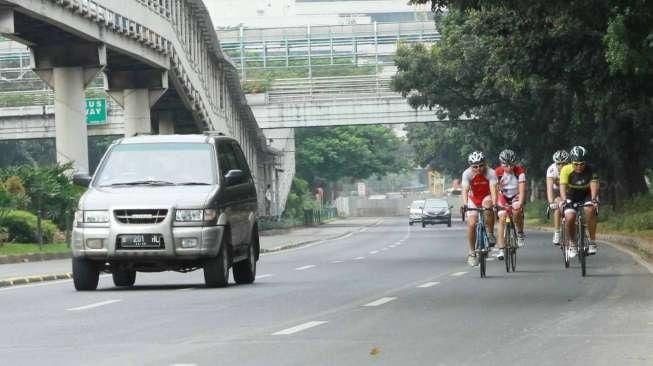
234;241;257;284
112;269;136;287
204;233;230;287
73;257;99;291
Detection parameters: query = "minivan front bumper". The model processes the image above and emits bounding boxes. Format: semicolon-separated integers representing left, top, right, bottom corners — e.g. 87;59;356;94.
72;221;224;261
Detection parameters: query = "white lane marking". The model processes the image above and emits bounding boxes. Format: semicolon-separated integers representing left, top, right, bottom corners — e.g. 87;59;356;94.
363;297;397;307
273;321;328;335
256;274;274;279
369;250;379;254
67;299;121;311
360;227;369;233
295;265;316;271
395;242;401;245
389;245;396;248
354;256;365;260
417;282;440;288
451;272;468;277
334;232;354;241
381;248;389;251
330;260;344;264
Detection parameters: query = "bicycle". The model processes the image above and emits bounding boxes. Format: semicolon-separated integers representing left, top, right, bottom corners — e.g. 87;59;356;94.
463;206;493;278
564;201;598;277
497;204;518;273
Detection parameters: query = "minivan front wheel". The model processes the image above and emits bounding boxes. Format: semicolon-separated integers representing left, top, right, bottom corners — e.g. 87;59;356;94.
204;234;230;288
112;269;136;287
73;257;99;291
233;241;257;284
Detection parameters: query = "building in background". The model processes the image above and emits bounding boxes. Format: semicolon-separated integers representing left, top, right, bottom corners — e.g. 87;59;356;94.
208;0;432;28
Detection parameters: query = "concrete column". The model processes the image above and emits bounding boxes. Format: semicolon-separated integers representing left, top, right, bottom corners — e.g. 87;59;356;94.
158;111;175;135
53;67;88;174
123;89;152;137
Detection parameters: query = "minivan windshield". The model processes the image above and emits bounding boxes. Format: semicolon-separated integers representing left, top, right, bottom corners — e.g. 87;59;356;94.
410;201;424;209
94;143;216;187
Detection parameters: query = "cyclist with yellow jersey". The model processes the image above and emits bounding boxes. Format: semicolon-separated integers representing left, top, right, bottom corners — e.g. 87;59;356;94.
558;146;599;257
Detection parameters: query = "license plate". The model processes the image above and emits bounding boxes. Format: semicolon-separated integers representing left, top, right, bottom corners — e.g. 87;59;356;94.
116;234;164;249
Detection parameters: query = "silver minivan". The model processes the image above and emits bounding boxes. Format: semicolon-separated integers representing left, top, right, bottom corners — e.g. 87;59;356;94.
71;134;259;290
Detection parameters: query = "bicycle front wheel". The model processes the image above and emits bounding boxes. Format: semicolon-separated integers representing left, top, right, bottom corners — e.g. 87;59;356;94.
510;247;517;272
578;225;587;277
479;252;487;278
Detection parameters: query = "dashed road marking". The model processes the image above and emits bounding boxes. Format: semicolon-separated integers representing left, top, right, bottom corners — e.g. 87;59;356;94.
417;282;440;288
381;248;389;251
256;274;274;279
331;260;344;264
273;321;328;335
354;256;365;260
360;228;369;233
369;250;379;254
67;299;121;311
295;265;316;271
451;272;468;277
363;297;397;307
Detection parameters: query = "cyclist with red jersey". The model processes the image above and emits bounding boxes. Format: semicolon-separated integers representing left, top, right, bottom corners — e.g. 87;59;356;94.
494;149;527;260
461;151;498;266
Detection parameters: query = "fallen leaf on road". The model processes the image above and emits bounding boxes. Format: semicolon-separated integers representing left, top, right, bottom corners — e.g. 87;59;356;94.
370;347;381;356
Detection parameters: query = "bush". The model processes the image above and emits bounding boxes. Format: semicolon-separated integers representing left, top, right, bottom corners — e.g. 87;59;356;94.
0;210;58;243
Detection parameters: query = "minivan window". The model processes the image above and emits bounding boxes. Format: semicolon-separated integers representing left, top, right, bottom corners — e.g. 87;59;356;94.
94;143;216;186
231;142;251;175
217;143;239;176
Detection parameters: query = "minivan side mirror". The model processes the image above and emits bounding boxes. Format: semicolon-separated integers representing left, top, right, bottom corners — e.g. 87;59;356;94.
72;173;92;187
224;169;244;185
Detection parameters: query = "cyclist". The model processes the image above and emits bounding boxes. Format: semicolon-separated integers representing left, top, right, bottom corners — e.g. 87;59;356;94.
462;151;498;266
559;146;599;257
546;150;570;245
494;149;527;260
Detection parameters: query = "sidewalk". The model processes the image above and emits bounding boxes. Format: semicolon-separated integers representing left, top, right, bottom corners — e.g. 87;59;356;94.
0;216;382;287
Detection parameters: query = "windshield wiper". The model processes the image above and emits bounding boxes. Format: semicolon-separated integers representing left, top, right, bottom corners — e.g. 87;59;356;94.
107;180;175;186
176;182;210;186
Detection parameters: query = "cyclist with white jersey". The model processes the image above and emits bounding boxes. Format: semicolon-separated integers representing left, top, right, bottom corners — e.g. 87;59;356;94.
494;149;527;260
546;150;570;245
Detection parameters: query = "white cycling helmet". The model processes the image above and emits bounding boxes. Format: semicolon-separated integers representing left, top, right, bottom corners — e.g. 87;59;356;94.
569;145;587;162
552;150;570;163
467;151;485;165
499;149;517;165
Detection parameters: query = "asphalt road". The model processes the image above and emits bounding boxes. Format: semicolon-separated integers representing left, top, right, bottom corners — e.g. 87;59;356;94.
1;217;652;366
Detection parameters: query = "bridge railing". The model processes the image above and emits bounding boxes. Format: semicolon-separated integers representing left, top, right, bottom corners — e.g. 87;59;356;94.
261;74;397;103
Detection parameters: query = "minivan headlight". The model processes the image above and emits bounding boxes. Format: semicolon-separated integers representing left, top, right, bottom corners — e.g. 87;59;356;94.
76;210;110;224
175;209;217;222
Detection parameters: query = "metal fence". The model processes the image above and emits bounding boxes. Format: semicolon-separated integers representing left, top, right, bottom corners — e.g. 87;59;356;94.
303;207;338;226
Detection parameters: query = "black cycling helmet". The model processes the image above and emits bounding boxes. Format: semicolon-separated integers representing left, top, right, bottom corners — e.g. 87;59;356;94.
569;145;587;162
552;150;570;164
499;149;517;165
467;151;485;165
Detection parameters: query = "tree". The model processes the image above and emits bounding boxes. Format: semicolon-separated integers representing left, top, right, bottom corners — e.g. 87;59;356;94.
395;1;653;204
296;125;410;185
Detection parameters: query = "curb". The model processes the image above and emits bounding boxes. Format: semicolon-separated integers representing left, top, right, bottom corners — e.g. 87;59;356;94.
0;272;72;288
0;251;71;265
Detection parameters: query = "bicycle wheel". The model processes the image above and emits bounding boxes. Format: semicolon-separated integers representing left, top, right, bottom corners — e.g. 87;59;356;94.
504;225;512;273
510;247;517;272
479;251;486;278
578;224;587;277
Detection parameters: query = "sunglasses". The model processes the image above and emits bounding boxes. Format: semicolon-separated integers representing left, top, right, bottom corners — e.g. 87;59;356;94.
470;164;483;169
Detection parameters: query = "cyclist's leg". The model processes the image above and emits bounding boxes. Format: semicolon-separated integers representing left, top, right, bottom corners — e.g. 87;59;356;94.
513;199;526;246
564;206;577;244
481;195;495;244
466;201;479;254
552;196;563;244
584;200;598;254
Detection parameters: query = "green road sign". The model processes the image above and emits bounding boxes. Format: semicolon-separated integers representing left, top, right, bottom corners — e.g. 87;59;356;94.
86;98;107;124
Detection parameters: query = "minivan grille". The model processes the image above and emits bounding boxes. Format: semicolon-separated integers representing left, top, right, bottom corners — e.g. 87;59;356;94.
114;209;168;224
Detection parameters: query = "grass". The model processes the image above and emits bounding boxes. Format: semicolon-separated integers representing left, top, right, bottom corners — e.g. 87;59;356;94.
0;242;70;256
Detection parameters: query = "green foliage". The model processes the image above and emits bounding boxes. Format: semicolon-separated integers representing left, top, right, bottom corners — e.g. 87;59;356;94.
296;126;409;185
283;177;319;221
0;242;69;256
393;2;653;204
1;210;58;243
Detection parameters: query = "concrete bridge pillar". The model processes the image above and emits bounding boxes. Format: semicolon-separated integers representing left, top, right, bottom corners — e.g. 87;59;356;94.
106;70;168;137
52;67;88;174
158;111;175;135
28;43;106;174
